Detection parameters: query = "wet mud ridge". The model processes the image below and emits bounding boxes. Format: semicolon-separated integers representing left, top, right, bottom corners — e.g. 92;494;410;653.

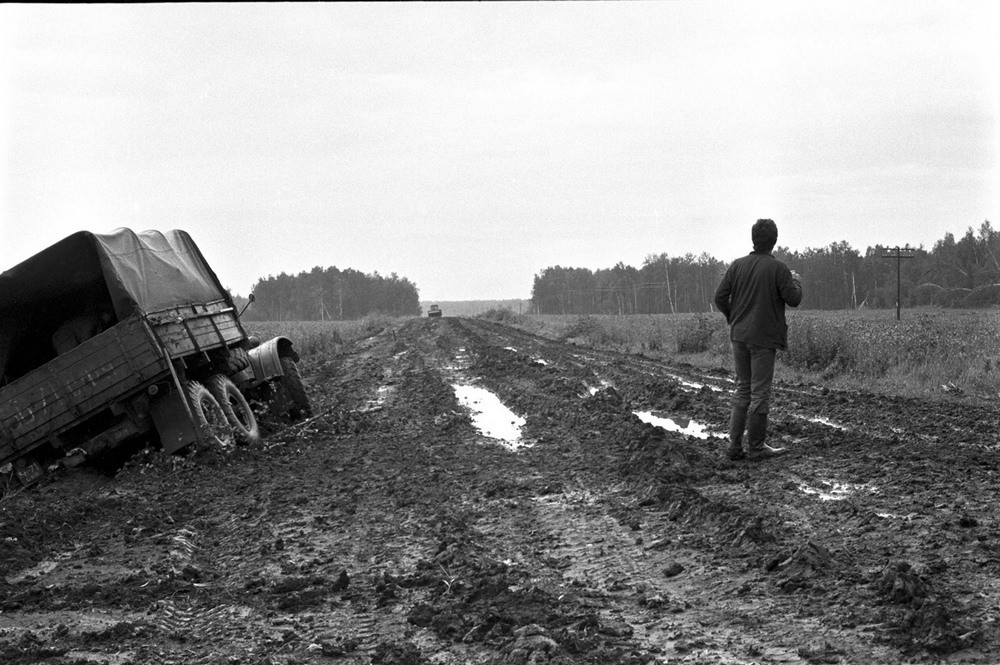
3;316;1000;664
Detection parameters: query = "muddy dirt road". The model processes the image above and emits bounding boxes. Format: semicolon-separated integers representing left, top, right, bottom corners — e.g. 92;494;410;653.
3;317;1000;664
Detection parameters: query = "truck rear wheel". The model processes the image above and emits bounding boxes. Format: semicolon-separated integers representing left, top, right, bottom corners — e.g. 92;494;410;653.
207;374;261;446
279;357;312;420
186;380;235;450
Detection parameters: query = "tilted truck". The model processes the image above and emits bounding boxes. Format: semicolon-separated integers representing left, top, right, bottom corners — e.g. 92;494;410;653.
0;228;311;488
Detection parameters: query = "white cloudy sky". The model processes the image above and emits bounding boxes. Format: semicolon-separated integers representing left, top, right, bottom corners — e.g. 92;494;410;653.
1;2;998;301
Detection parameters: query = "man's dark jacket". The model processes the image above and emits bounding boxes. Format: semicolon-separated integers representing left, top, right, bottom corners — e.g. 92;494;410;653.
714;251;802;349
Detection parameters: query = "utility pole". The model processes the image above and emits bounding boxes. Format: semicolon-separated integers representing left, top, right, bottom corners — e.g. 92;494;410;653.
881;245;915;320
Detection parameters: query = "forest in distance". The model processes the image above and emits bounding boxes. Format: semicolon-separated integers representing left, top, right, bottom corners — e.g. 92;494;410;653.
233;220;999;321
532;220;1000;315
239;266;421;321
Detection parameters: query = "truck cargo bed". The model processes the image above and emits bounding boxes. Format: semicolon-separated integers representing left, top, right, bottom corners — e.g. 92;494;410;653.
146;299;245;360
0;315;169;466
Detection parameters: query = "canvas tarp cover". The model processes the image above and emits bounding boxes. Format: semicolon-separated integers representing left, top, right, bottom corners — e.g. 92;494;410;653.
0;228;230;318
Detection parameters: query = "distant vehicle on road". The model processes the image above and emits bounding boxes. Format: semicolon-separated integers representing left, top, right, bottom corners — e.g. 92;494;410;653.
428;304;442;318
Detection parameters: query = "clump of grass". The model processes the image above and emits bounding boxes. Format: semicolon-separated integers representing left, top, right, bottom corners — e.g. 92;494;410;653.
477;307;521;324
245;322;340;357
246;314;395;358
559;315;609;344
783;316;858;373
675;315;723;353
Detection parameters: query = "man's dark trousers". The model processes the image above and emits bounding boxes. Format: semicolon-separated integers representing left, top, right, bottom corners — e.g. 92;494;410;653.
729;341;776;451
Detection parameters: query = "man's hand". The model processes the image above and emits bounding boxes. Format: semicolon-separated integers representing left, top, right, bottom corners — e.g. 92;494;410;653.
790;270;801;283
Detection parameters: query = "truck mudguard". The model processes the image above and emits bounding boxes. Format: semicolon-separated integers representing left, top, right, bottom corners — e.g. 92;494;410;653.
234;337;299;387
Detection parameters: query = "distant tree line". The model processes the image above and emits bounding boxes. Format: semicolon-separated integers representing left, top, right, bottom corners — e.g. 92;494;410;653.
243;266;421;321
531;220;1000;314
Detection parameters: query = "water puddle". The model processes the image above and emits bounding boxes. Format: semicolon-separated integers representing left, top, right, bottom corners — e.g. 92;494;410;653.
798;480;874;501
444;346;474;372
453;347;472;365
367;385;395;409
633;411;726;440
501;346;549;366
667;374;724;393
794;414;850;431
810;416;849;430
452;384;529;450
6;560;58;584
877;512;916;520
582;379;615;397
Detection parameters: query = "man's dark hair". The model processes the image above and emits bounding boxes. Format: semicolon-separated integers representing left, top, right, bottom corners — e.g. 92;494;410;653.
752;219;778;252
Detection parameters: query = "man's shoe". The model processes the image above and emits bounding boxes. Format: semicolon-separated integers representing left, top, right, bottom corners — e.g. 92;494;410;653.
747;444;787;461
726;443;745;461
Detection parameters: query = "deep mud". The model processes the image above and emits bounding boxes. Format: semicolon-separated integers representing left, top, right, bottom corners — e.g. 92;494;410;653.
3;317;1000;664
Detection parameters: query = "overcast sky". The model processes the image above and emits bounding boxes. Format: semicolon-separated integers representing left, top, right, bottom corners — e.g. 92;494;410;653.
2;2;998;301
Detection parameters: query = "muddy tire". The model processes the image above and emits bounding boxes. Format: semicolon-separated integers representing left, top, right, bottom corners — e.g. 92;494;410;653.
186;380;235;450
224;347;250;374
279;357;312;420
207;374;261;446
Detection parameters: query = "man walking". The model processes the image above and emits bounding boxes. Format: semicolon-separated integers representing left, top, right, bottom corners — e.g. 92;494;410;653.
714;219;802;461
